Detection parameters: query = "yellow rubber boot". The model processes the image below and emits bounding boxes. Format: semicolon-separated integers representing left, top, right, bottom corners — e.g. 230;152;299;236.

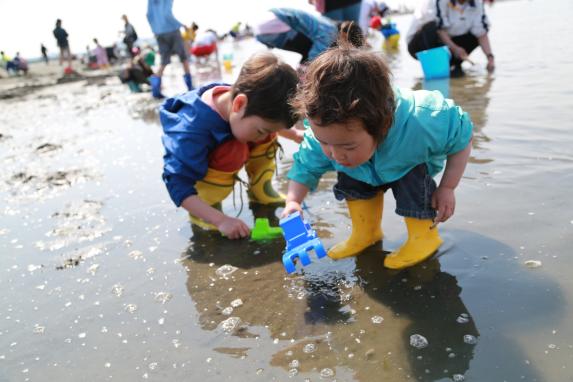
190;168;237;230
245;137;285;205
328;192;384;260
384;217;443;269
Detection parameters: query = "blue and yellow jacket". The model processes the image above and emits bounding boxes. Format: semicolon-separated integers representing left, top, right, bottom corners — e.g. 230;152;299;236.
161;83;234;206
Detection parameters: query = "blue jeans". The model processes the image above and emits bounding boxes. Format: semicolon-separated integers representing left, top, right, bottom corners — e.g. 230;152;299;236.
333;164;437;219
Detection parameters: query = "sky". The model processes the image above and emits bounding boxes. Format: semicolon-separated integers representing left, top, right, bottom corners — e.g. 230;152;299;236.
0;0;416;59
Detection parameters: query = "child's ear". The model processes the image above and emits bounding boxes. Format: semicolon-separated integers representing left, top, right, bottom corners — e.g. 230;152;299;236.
231;93;248;113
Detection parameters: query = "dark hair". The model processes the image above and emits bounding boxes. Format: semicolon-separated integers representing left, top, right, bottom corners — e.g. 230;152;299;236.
333;21;365;49
292;39;395;142
232;51;299;128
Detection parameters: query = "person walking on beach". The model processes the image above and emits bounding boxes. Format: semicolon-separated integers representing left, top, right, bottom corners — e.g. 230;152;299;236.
121;15;138;57
53;19;72;68
406;0;495;76
41;44;49;64
146;0;193;98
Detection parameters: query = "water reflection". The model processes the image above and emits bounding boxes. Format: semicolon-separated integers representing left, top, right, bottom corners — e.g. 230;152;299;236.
180;202;486;381
354;252;478;380
414;75;495;162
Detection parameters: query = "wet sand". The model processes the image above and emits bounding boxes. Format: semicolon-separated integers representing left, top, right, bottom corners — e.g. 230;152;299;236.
2;1;573;381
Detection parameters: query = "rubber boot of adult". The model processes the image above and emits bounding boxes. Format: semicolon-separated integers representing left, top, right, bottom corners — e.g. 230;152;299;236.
150;75;164;99
183;73;194;91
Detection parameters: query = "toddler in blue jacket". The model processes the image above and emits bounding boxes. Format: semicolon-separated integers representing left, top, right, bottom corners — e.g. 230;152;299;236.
161;52;298;239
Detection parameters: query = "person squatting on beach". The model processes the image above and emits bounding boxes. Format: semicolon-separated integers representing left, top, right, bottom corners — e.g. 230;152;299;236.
282;38;473;269
407;0;495;76
118;47;154;92
254;8;364;65
160;52;298;239
146;0;193;98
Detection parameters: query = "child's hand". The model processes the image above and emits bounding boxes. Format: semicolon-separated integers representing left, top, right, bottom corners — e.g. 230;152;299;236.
217;216;250;239
281;201;303;218
431;186;456;224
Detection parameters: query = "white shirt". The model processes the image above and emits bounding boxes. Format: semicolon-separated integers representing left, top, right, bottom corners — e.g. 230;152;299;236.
193;31;218;47
407;0;490;43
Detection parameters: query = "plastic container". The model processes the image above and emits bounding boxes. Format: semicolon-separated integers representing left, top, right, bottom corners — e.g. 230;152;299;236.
416;46;451;80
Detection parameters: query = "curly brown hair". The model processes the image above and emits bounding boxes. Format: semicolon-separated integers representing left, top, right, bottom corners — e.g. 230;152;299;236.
292;41;395;142
232;51;299;128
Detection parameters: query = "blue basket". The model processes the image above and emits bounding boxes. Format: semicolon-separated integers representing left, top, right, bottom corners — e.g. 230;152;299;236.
416;46;451;80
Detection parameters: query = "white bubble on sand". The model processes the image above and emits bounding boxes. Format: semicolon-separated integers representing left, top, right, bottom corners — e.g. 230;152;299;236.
27;264;42;272
320;368;335;378
128;250;143;260
87;264;99;275
524;260;542;268
78;332;86;339
222;307;233;316
289;360;300;368
111;284;124;297
218;317;241;333
288;368;299;377
303;343;317;354
456;313;470;324
230;299;243;308
216;265;238;278
125;304;138;313
371;315;384;324
410;334;429;349
154;292;172;304
463;335;478;345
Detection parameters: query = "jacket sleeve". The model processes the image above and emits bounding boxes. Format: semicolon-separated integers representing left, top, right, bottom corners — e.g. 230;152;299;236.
435;0;451;30
287;129;334;191
422;94;473;157
161;103;211;207
441;102;474;156
470;1;490;37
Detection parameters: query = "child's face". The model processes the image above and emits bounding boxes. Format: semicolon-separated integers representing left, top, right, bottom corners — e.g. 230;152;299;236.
229;94;286;143
310;118;377;168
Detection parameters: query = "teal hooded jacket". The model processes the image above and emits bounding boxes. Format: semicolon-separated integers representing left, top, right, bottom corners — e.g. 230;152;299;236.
288;87;473;190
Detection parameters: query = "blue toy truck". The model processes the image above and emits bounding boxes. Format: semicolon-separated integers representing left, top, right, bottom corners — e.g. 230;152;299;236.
279;212;327;273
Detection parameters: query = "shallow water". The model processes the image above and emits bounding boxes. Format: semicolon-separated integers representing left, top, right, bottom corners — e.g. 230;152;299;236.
2;0;573;381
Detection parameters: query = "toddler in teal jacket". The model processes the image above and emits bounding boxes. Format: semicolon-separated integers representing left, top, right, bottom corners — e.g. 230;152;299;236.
283;41;473;269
